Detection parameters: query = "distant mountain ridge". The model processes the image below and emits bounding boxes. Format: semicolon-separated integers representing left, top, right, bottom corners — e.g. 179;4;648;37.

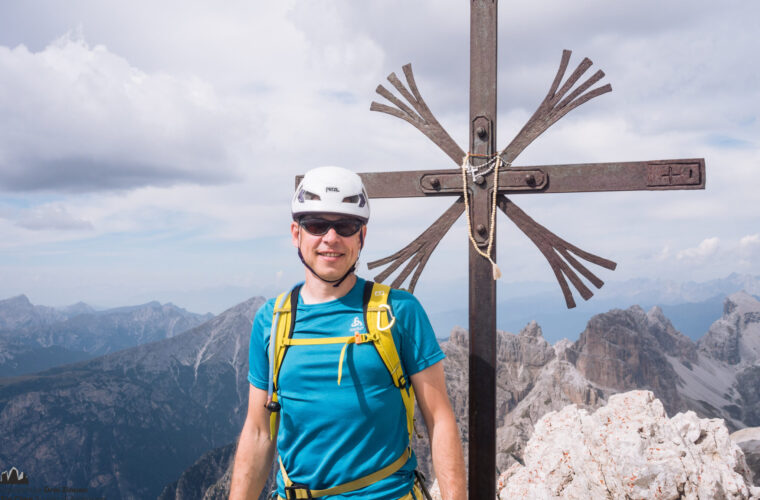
0;296;263;500
427;272;760;343
4;290;759;499
0;294;73;331
0;295;213;377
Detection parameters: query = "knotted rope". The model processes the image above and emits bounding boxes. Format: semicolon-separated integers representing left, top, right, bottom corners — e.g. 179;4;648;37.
461;152;503;280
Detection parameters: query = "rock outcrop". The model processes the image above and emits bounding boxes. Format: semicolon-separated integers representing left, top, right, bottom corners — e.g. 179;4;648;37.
732;427;760;487
433;292;760;482
499;391;760;499
699;291;760;366
570;305;695;418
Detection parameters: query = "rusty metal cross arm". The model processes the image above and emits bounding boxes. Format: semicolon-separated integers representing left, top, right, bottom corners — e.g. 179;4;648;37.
359;157;704;306
358;158;705;198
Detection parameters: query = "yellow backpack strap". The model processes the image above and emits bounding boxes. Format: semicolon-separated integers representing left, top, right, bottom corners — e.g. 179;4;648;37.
364;281;416;445
268;284;302;440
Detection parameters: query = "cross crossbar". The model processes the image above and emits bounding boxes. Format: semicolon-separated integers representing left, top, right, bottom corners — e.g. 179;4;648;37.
357;158;704;198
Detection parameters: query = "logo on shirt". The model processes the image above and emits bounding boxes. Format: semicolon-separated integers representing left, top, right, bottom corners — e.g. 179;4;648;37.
350;316;364;333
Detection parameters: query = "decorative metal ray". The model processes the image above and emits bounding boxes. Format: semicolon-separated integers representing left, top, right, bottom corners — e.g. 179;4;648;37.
367;198;464;291
367;51;617;305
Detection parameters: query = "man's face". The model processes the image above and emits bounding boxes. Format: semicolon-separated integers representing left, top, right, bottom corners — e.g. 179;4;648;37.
291;214;367;281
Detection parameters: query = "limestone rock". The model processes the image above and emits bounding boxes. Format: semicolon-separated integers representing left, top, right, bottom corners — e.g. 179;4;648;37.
571;305;692;417
699;292;760;366
732;427;760;487
499;390;760;499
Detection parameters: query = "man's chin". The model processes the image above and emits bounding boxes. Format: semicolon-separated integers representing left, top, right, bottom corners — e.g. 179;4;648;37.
311;264;352;281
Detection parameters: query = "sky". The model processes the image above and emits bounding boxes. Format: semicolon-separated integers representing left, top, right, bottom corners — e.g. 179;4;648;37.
0;0;758;319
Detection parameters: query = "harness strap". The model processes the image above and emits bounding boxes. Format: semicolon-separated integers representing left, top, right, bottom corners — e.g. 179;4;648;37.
278;447;411;499
269;285;302;440
364;282;416;444
280;333;380;385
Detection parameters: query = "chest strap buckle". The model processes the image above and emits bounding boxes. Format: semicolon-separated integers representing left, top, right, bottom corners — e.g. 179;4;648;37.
284;483;313;499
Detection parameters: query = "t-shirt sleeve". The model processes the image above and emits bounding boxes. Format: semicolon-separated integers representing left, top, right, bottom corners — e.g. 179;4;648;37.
248;298;275;390
390;289;445;377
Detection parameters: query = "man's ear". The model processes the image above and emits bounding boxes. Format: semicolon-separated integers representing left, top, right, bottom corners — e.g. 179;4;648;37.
291;221;300;248
359;224;367;249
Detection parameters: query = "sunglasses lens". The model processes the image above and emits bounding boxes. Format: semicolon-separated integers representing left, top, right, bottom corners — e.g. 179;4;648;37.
333;220;362;237
301;220;331;235
300;218;361;236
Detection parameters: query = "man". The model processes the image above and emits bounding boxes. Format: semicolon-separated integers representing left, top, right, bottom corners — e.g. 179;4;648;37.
230;166;466;500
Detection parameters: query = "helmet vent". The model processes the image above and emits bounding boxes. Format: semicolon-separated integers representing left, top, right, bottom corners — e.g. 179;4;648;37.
302;191;321;201
342;195;360;204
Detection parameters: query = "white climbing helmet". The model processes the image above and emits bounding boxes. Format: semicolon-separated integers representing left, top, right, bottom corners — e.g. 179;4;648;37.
291;166;370;223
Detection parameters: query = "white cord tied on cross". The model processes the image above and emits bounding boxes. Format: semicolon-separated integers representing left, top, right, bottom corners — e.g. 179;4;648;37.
461;152;505;281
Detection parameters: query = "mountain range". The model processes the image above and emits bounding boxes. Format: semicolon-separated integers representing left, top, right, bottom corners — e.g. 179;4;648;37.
425;272;760;344
161;292;760;498
0;297;260;499
0;294;212;377
2;287;759;498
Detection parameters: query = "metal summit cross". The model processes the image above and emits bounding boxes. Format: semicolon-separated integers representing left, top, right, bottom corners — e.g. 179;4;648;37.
298;1;705;498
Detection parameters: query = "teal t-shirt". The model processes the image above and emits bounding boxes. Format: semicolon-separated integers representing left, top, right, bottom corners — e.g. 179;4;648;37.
248;278;444;499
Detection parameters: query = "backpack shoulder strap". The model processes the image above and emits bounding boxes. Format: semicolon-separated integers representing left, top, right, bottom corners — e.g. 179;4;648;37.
364;281;416;445
272;284;301;389
268;284;301;439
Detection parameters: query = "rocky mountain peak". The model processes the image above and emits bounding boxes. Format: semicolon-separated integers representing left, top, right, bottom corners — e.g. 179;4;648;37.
1;294;32;307
724;291;759;316
0;294;66;331
570;305;692;416
646;305;699;362
447;326;468;348
518;320;542;338
646;304;668;325
699;291;760;366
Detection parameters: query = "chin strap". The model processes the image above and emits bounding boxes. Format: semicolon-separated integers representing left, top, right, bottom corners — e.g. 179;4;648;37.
297;227;364;288
298;248;356;287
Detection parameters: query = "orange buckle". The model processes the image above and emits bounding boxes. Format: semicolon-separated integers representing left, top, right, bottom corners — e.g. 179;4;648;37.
354;332;364;344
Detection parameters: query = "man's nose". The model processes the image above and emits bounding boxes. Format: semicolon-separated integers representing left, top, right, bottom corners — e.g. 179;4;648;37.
322;227;339;241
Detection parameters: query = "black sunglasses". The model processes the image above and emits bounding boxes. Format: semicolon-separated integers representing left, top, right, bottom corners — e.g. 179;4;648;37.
299;217;363;237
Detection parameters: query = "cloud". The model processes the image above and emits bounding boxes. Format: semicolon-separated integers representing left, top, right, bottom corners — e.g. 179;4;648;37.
14;204;93;231
0;1;758;309
740;234;760;249
655;243;671;262
676;237;719;261
0;33;254;193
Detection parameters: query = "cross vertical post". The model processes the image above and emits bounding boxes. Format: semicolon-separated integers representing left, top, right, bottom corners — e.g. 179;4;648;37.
469;1;498;498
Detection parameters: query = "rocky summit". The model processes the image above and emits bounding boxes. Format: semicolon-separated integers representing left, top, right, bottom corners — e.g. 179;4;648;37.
498;390;759;499
435;291;760;479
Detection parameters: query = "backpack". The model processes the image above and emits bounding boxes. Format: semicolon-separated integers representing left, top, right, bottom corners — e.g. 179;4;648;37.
266;280;417;498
